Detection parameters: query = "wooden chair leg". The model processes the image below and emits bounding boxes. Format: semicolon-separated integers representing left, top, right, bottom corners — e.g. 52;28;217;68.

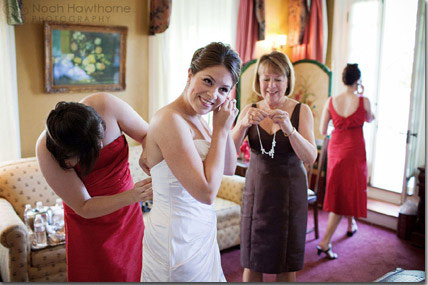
314;202;319;239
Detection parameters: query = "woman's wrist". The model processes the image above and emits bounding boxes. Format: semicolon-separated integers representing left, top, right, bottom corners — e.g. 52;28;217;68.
212;128;229;140
125;188;138;205
283;127;296;137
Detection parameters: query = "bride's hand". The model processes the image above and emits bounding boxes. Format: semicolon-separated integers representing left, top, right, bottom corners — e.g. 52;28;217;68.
213;98;239;132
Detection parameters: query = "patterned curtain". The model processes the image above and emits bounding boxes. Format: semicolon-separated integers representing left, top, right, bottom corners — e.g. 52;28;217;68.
1;0;21;160
6;0;23;25
292;0;326;63
236;0;265;65
288;0;308;46
149;0;172;35
254;0;265;41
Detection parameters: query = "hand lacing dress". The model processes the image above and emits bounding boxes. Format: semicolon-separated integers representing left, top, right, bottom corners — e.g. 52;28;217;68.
141;140;226;282
240;103;308;273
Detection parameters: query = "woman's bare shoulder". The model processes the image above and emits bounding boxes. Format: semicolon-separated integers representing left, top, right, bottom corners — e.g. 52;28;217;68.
150;105;189;136
35;131;47;155
362;96;371;103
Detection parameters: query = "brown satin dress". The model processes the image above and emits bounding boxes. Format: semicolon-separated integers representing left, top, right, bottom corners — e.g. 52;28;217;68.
240;103;308;274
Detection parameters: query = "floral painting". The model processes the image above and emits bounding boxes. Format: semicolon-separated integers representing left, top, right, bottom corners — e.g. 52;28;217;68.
292;76;318;117
290;60;332;140
45;22;127;93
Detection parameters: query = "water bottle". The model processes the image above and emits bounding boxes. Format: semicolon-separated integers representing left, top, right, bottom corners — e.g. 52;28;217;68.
34;214;47;247
36;201;43;211
55;198;63;209
23;204;33;232
35;201;47;225
52;199;65;231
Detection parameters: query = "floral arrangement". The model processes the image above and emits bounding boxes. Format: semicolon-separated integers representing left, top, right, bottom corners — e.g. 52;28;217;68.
53;31;113;83
70;31;111;76
238;140;251;162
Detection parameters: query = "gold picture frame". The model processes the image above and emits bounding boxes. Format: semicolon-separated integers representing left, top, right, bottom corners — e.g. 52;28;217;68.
44;22;127;93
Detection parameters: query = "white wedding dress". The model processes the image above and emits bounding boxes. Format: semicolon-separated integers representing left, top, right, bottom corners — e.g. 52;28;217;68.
141;140;226;282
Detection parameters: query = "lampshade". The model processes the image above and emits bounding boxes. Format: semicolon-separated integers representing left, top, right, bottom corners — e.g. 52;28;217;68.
252;34;287;58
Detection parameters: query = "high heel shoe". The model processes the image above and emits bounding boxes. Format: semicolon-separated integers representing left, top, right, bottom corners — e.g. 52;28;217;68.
316;245;338;260
347;229;357;237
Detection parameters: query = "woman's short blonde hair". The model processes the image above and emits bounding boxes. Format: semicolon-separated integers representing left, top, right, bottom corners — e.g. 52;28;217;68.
252;51;295;97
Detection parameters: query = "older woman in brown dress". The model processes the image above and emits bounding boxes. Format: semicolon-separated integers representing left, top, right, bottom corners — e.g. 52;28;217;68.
232;51;317;282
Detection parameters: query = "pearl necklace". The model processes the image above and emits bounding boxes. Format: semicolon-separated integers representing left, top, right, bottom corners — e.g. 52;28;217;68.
256;125;276;158
254;98;288;159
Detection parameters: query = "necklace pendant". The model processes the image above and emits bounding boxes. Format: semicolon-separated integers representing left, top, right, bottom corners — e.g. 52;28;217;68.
256;125;276;159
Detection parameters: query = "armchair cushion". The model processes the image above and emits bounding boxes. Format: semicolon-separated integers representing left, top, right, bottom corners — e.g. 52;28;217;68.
31;245;66;267
217;175;245;205
0;198;29;282
28;247;67;282
214;175;245;251
213;198;241;230
0;157;58;219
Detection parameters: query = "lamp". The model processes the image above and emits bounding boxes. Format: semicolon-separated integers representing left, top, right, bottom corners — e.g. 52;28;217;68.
253;34;287;58
267;34;287;50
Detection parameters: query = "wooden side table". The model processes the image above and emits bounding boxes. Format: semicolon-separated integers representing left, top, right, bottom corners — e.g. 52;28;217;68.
235;159;249;177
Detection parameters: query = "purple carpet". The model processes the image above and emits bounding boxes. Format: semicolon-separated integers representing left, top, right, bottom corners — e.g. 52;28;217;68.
221;209;425;282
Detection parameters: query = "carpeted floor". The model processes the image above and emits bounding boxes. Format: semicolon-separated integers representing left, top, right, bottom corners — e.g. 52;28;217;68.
221;208;425;282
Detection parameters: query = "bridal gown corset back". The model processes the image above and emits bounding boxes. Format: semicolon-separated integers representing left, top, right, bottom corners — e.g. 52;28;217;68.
142;139;226;282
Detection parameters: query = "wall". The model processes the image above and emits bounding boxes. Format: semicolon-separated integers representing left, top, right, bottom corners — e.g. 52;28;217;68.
265;0;292;56
15;0;149;157
265;0;334;67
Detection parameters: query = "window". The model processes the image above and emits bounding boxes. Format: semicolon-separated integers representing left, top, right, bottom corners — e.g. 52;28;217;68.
153;0;239;127
0;2;21;161
331;0;420;200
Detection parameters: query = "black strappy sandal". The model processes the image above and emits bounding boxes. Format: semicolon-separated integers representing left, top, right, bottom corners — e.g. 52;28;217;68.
316;245;338;260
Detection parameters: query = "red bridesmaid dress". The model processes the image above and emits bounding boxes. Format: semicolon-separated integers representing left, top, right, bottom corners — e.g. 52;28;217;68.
64;135;144;282
323;96;368;218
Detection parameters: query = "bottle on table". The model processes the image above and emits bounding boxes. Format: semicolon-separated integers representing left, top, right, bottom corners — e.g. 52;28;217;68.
33;214;47;247
52;198;64;231
23;204;33;232
35;201;47;225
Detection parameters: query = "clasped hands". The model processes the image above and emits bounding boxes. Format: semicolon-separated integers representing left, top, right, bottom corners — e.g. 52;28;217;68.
245;108;294;135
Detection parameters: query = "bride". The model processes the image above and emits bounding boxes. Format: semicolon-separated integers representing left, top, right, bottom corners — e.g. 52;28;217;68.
140;42;241;282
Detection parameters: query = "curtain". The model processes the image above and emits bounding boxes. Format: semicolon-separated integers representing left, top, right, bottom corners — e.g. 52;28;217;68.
148;33;169;119
6;0;23;25
288;0;309;46
254;0;266;41
149;0;172;35
292;0;327;63
405;0;425;180
236;0;259;65
148;0;239;120
0;0;21;161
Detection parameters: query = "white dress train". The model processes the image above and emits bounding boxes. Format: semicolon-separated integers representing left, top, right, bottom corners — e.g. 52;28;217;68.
141;140;226;282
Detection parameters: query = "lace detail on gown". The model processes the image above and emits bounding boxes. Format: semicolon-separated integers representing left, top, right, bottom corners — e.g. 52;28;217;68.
141;140;226;282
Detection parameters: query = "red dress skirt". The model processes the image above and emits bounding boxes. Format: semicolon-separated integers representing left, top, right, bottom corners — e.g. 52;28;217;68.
64;135;144;281
323;97;368;218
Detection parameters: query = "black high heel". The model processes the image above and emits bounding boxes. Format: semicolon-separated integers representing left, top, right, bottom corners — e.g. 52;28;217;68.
316;245;338;260
347;229;357;237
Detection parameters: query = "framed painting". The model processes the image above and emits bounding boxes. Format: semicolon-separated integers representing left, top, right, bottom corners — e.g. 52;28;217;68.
44;22;127;93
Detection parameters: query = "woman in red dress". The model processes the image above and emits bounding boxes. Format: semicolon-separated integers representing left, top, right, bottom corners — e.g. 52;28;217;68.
36;93;153;281
317;64;375;259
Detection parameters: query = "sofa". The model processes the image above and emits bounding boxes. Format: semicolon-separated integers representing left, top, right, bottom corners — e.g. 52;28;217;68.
0;144;245;282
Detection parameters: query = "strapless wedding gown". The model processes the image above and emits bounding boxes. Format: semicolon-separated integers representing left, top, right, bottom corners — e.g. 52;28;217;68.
141;140;226;282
